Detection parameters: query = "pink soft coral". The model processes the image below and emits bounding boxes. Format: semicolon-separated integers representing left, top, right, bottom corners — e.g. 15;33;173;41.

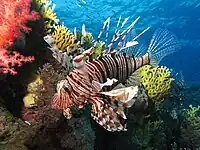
0;0;40;75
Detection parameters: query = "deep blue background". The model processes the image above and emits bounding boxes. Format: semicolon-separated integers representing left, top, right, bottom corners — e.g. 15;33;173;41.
53;0;200;85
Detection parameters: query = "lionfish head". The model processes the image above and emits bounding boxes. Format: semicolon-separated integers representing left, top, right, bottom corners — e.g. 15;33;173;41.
51;79;72;110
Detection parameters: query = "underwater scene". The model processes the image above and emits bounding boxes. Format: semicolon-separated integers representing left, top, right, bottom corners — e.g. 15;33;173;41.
0;0;200;149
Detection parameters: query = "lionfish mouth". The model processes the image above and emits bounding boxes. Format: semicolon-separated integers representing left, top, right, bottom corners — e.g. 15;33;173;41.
56;80;67;94
51;79;72;110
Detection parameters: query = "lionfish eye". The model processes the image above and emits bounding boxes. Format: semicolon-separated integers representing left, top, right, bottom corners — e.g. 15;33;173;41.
64;87;70;93
63;82;72;93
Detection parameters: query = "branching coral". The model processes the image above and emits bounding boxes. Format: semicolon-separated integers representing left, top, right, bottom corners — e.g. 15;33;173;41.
0;0;40;75
35;0;76;53
35;0;59;23
76;31;94;49
51;24;76;52
178;105;200;147
22;61;66;126
136;65;173;102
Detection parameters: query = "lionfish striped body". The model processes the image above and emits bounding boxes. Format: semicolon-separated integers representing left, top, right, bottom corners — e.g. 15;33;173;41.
52;53;147;131
45;16;179;132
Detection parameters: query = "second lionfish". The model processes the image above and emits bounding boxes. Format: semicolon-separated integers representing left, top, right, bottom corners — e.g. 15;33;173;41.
44;16;179;132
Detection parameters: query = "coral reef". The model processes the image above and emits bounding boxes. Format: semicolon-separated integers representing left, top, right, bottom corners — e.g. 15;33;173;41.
35;0;76;53
23;75;43;108
136;65;173;103
51;24;76;52
0;0;40;75
178;105;200;148
22;62;95;149
0;102;36;150
0;0;200;149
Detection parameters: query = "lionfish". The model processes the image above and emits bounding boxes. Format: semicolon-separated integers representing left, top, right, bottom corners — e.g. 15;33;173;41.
44;16;179;132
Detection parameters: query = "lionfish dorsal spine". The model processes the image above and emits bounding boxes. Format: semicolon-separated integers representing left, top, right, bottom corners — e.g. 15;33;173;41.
81;24;86;45
107;16;140;53
105;17;111;46
94;17;111;47
118;26;151;53
107;16;129;53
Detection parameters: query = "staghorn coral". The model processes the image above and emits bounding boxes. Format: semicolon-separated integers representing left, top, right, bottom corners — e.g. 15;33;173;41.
136;65;173;102
0;0;39;75
51;24;75;52
34;0;76;53
35;0;59;24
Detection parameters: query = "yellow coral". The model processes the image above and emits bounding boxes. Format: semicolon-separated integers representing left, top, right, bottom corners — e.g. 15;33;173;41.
27;75;43;93
186;105;200;118
51;24;75;52
35;0;59;24
35;0;76;53
23;93;38;108
23;75;44;108
185;105;200;127
44;20;54;34
94;41;105;58
136;65;173;101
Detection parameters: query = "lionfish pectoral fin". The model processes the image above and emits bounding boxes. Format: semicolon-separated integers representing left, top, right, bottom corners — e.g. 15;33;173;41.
63;108;72;119
92;78;118;92
100;86;139;108
91;103;127;132
115;108;127;119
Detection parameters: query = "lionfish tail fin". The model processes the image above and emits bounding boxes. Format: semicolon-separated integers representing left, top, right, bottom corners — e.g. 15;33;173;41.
147;28;180;66
91;86;139;132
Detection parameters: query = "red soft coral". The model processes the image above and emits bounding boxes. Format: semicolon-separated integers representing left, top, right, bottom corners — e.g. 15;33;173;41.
0;0;40;75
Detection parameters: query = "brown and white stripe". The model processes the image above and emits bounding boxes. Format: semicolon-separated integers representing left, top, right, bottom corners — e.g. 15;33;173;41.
52;52;150;112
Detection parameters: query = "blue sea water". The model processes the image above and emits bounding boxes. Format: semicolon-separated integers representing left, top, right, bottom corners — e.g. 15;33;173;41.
53;0;200;85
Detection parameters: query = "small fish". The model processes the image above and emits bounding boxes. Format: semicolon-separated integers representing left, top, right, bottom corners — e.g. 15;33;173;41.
46;16;179;132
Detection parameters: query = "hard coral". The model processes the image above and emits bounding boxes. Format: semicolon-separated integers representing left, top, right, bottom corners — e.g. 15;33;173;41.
51;24;75;52
35;0;59;24
0;0;39;75
179;105;200;147
35;0;77;52
136;65;173;102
